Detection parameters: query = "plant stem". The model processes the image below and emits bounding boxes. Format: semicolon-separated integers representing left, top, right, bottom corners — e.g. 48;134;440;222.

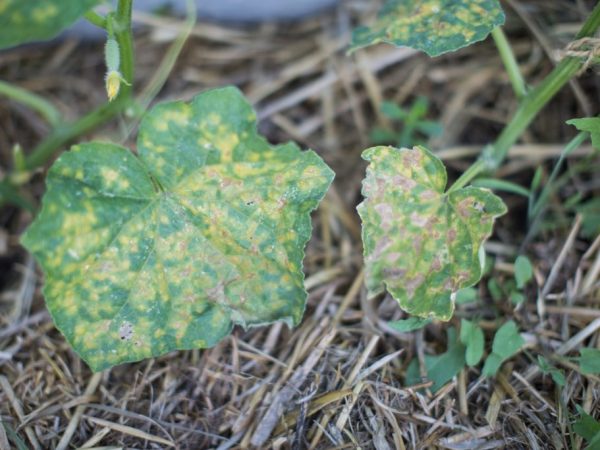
528;131;587;220
0;80;61;126
446;158;487;194
491;27;527;99
24;97;129;170
484;2;600;170
446;2;600;192
115;0;134;87
84;10;107;29
24;0;135;171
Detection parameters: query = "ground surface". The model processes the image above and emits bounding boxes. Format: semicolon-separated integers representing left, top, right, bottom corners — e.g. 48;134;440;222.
1;1;599;449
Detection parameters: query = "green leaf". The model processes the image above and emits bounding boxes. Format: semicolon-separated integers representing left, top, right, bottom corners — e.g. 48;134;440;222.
350;0;505;57
21;87;334;372
514;255;533;289
0;0;101;49
357;146;507;320
455;287;477;305
405;327;466;392
567;117;600;151
537;355;565;387
573;406;600;446
482;320;524;376
388;316;431;332
578;348;600;375
460;319;484;366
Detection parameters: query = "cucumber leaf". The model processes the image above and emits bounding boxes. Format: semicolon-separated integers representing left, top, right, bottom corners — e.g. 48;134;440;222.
22;87;334;371
351;0;505;56
357;146;506;320
0;0;101;49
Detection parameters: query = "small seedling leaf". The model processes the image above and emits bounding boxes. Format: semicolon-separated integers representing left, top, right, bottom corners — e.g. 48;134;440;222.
514;255;533;288
455;287;477;305
460;319;484;366
567;117;600;151
0;0;101;49
22;87;334;372
350;0;505;56
482;320;524;376
578;348;600;375
537;356;565;387
358;146;506;320
405;327;466;392
573;406;600;447
388;316;431;332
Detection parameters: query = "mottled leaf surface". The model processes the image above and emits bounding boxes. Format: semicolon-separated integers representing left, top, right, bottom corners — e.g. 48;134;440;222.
351;0;505;56
22;87;334;372
0;0;101;49
358;146;506;320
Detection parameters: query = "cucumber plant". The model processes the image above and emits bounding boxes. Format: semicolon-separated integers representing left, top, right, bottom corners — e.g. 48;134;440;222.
2;0;599;372
352;0;600;325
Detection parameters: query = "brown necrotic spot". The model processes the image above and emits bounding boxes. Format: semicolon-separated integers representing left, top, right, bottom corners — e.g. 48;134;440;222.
119;321;134;341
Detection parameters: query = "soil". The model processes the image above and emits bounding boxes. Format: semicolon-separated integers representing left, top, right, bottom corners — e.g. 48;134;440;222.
0;1;599;449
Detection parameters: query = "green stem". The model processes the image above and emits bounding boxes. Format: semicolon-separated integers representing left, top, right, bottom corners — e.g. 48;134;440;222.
84;10;107;29
24;97;129;170
528;131;587;220
445;2;600;192
24;0;135;172
137;0;196;111
115;0;134;88
491;27;527;99
483;3;600;171
0;80;61;126
446;158;487;194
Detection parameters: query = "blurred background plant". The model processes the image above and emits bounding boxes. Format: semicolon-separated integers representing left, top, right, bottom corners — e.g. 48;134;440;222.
370;96;443;148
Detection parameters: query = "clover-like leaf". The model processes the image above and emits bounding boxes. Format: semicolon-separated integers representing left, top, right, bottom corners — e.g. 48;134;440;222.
350;0;505;57
357;146;506;320
0;0;101;49
22;87;334;372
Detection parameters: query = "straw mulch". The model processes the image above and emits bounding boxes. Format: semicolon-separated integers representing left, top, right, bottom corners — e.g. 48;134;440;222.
1;1;599;448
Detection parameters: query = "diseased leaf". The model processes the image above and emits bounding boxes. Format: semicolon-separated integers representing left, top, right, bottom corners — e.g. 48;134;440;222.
578;348;600;375
0;0;101;49
460;319;484;366
482;320;524;376
388;316;431;332
22;87;334;372
405;327;466;392
350;0;505;56
567;117;600;151
357;146;506;320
